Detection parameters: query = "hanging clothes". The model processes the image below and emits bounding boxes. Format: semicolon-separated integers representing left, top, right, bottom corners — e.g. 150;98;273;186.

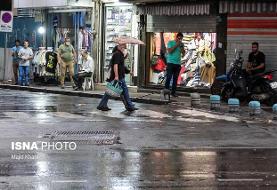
78;30;84;50
45;52;58;74
82;29;89;49
200;48;216;85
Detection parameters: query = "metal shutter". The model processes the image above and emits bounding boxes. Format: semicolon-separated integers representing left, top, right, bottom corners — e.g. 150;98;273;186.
227;15;277;80
146;15;217;33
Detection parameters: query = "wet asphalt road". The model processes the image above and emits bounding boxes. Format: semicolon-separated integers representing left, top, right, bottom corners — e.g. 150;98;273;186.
0;89;277;189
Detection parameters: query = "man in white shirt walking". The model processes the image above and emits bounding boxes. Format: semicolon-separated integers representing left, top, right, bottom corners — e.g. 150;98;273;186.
18;40;33;86
73;50;94;90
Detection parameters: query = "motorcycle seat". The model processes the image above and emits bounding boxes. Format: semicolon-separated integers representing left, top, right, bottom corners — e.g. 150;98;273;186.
216;75;227;81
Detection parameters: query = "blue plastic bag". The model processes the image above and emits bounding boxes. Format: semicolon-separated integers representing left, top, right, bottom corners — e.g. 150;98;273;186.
105;80;123;97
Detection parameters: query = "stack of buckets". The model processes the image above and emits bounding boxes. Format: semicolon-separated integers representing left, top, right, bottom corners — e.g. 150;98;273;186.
249;101;261;115
210;95;221;111
228;98;240;113
191;93;201;107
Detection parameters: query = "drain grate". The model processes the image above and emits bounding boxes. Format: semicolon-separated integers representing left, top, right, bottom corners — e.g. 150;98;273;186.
42;130;120;145
55;130;114;135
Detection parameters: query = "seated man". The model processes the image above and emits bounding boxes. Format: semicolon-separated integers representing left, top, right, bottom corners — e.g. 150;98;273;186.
73;50;94;90
246;42;265;76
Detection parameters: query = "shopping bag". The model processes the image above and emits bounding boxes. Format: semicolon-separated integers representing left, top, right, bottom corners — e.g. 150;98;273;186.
151;55;160;66
152;57;166;72
105;80;123;97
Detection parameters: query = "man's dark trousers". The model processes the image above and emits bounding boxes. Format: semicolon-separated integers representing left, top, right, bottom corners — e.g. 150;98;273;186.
165;63;181;95
73;72;92;88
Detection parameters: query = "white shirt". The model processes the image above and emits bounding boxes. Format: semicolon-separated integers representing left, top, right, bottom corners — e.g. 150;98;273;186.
81;55;94;73
187;39;205;51
18;47;33;66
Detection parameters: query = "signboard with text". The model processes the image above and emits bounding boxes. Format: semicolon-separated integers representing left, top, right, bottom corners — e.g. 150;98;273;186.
0;11;13;32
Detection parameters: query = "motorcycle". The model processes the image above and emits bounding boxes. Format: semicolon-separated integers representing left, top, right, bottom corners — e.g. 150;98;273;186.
248;70;277;105
211;50;277;105
211;49;246;100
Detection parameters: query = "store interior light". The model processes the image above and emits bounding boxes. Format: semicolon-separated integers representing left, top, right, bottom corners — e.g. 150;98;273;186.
38;26;45;34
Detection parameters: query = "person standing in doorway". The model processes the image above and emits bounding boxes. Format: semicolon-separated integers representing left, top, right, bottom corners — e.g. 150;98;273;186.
18;40;33;86
97;44;138;112
165;32;185;97
11;40;23;85
58;37;76;89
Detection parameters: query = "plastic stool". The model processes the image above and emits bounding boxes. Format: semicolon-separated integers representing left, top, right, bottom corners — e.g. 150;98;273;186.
82;74;94;91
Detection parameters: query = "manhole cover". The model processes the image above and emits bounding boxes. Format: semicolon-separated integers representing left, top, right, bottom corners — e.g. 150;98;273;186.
42;130;120;145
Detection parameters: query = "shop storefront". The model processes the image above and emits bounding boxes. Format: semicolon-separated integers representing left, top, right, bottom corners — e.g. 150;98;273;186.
220;0;277;80
100;2;138;85
12;0;95;83
120;0;227;91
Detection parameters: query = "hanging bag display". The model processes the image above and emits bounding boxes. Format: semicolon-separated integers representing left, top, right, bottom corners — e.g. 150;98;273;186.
151;54;160;66
152;57;166;72
105;80;123;97
151;32;167;73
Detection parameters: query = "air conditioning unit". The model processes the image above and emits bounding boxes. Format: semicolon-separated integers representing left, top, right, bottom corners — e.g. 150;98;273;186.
13;0;94;9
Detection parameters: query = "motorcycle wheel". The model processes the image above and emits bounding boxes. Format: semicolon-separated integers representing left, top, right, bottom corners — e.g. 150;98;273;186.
221;85;234;101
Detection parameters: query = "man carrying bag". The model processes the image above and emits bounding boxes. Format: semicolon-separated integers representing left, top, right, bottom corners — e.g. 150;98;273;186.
97;44;138;112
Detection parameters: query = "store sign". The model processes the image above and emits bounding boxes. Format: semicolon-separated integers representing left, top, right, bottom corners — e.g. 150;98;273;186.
0;11;13;32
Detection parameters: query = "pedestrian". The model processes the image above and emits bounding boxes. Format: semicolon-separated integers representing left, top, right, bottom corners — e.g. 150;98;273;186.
73;50;94;90
18;40;33;86
164;32;185;97
11;40;23;85
57;37;76;89
246;42;265;76
97;44;138;112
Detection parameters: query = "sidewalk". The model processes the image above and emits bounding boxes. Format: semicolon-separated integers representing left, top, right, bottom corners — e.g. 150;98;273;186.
0;82;276;121
0;83;175;105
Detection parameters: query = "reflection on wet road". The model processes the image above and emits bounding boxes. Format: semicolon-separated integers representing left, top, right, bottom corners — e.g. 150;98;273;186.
1;149;277;189
0;89;277;189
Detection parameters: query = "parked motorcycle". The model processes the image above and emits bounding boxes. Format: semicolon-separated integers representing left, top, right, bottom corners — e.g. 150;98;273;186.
248;70;277;105
211;50;277;105
211;49;246;100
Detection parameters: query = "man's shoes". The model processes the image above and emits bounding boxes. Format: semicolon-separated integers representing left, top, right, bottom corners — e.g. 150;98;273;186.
171;94;178;97
97;106;111;111
126;107;139;112
61;85;65;89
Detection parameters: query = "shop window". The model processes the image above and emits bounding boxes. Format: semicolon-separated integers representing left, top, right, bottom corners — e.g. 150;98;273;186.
149;32;217;88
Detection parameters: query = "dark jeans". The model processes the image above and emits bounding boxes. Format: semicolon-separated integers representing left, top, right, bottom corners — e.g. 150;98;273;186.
98;79;134;109
73;72;92;88
18;66;30;86
165;63;181;95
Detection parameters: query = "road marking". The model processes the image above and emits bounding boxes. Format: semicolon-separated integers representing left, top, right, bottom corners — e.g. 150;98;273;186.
217;178;263;182
52;180;87;183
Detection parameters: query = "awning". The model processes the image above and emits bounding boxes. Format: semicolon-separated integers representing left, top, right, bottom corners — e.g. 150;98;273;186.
219;0;277;14
136;2;210;16
13;0;94;9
